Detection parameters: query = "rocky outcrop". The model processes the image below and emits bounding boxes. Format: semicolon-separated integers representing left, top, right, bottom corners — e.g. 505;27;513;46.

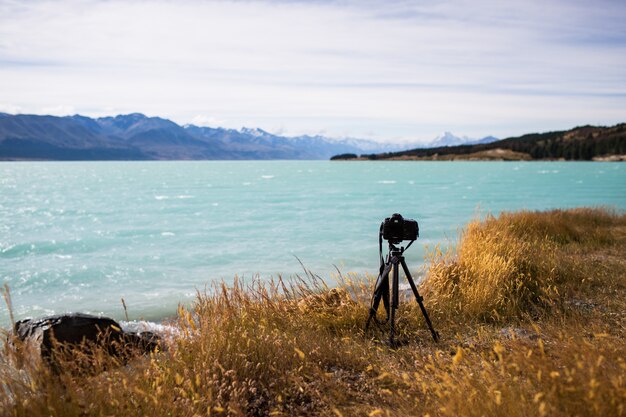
14;313;160;371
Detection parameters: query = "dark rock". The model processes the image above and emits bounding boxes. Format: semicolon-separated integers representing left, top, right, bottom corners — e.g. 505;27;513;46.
14;313;160;371
123;330;161;353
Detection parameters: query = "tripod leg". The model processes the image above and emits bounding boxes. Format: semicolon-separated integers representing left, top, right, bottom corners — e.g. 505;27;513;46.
365;262;392;332
381;268;391;322
389;257;400;346
400;258;439;342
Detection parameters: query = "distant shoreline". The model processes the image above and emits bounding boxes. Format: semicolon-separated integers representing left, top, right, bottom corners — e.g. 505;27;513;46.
331;151;626;162
2;156;625;162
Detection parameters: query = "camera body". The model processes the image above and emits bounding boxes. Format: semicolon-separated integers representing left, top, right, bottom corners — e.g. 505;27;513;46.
382;213;419;244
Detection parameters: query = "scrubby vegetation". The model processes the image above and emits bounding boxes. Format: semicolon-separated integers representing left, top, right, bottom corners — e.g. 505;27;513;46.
330;153;358;160
2;208;625;416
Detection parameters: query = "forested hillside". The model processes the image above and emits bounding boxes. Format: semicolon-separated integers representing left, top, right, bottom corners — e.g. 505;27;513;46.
360;124;626;161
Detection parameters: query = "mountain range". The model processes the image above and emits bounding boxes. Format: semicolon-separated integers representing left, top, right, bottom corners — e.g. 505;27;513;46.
0;113;497;160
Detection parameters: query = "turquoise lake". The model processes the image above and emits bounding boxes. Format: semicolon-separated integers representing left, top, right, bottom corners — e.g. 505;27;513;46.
1;161;625;326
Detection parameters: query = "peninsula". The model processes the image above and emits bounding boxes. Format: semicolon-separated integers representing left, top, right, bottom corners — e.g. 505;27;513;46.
332;123;626;161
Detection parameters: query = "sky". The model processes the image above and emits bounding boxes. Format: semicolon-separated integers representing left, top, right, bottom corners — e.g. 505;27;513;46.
0;0;625;143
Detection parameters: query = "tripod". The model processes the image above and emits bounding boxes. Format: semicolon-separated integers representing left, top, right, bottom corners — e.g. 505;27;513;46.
365;240;439;346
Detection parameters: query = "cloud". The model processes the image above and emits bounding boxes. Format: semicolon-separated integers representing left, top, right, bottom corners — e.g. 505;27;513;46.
0;103;22;114
40;104;76;116
190;115;226;128
0;0;624;141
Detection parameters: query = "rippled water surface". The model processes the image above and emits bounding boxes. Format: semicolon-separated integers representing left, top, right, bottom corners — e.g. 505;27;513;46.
1;161;624;325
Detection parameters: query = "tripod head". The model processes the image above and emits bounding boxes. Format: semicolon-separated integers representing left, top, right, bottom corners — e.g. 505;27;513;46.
387;240;414;254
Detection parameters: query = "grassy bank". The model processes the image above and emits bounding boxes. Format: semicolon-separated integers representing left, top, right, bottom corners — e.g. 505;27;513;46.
2;208;625;416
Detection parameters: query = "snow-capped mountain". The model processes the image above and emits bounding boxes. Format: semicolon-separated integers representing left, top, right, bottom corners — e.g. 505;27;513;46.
239;127;273;138
428;132;469;147
426;132;499;148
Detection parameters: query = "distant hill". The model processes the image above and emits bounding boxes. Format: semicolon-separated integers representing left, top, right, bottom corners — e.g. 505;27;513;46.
0;113;412;161
353;124;626;161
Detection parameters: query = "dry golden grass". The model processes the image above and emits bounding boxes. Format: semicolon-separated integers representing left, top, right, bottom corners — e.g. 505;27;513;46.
423;208;625;322
1;208;625;416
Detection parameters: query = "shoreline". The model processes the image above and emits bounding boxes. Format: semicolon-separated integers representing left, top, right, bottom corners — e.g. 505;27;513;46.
3;208;624;416
332;151;626;161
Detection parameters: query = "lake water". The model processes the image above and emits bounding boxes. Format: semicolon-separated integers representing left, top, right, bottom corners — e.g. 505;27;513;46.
1;161;624;327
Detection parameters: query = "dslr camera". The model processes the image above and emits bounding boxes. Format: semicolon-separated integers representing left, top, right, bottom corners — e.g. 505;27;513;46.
382;213;419;244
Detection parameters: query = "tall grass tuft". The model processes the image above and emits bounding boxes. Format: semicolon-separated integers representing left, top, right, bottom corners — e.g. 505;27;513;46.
423;208;626;322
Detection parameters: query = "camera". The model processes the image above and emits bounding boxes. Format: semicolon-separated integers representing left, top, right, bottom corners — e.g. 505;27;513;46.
382;213;419;244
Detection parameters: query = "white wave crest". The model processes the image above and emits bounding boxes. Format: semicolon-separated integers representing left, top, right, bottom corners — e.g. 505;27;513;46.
537;170;559;174
120;320;180;337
